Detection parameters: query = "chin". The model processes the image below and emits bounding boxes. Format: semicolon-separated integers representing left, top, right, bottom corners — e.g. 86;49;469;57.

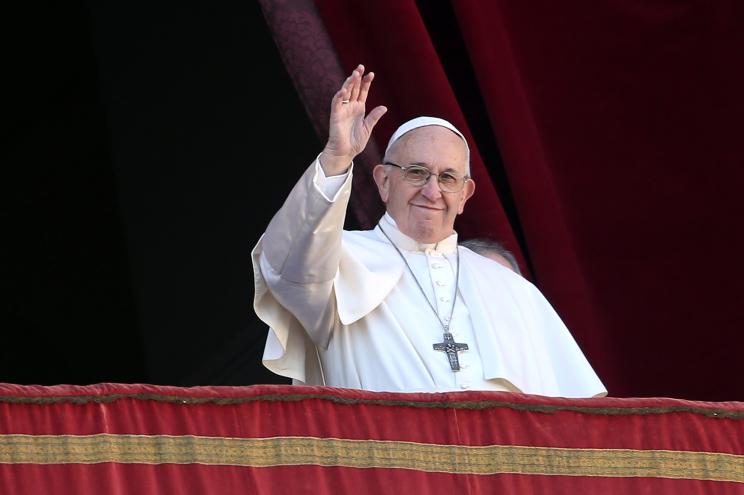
411;224;445;244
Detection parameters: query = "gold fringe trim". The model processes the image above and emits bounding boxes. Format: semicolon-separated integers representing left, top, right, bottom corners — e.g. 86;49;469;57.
1;434;742;482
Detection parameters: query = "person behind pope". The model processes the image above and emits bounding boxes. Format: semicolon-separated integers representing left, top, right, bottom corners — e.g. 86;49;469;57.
460;238;522;275
252;64;606;397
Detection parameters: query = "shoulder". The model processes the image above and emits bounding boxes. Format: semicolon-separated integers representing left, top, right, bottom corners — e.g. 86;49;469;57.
343;227;379;242
459;245;554;309
341;228;401;271
343;227;389;250
459;246;531;288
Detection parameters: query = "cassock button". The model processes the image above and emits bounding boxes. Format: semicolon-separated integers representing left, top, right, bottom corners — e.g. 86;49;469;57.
435;280;446;287
431;263;443;269
440;296;449;302
460;383;471;390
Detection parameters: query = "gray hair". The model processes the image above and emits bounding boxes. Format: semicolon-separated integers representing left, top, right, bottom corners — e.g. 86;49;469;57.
460;238;521;275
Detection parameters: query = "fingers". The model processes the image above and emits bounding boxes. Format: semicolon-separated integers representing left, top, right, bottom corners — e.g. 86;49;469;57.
364;105;388;132
332;82;351;110
332;88;348;109
325;65;385;164
330;64;384;129
357;71;374;104
349;64;364;102
333;64;371;108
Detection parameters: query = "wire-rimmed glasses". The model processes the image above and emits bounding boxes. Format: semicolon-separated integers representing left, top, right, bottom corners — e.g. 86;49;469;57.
384;161;470;193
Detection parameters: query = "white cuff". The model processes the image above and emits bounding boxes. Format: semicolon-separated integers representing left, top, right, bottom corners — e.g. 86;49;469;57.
313;154;353;202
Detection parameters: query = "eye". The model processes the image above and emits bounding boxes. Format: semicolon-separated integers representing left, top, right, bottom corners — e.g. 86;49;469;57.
439;172;459;185
405;167;430;181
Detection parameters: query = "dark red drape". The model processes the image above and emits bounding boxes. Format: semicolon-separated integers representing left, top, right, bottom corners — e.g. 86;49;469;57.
260;1;744;401
449;0;744;400
1;383;742;493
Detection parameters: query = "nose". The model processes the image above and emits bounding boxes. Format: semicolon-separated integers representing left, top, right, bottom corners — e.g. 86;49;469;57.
419;174;443;200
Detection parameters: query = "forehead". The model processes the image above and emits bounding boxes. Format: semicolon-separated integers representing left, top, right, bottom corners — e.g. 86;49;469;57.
389;126;468;170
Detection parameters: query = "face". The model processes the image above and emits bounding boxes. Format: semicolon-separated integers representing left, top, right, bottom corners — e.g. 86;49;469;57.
373;126;475;243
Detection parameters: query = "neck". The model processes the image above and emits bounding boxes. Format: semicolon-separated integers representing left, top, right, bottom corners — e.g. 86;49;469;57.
380;213;458;253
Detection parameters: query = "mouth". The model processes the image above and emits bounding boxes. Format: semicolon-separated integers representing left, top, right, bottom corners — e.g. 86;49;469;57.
411;204;444;211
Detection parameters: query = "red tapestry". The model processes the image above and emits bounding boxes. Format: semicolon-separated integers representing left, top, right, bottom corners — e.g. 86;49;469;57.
1;383;742;493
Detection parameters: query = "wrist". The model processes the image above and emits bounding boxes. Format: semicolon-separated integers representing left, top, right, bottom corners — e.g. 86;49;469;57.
319;148;353;176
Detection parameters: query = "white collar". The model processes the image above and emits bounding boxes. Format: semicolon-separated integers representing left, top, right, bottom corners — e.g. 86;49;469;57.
378;213;458;254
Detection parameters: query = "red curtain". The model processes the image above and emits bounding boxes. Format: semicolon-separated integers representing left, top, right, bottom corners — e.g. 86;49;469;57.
260;0;744;401
450;0;744;401
2;383;743;493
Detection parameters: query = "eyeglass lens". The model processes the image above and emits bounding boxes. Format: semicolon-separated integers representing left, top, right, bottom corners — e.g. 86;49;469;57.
403;166;464;192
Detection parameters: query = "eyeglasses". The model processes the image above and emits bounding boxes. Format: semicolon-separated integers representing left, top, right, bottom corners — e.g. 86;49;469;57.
384;161;470;193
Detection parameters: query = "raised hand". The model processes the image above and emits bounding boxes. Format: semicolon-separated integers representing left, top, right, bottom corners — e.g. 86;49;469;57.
320;64;387;176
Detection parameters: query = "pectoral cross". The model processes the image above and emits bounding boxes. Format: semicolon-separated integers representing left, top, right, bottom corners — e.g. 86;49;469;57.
433;332;469;371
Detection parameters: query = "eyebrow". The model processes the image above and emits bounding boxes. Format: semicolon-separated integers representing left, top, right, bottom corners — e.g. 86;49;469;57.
409;162;460;173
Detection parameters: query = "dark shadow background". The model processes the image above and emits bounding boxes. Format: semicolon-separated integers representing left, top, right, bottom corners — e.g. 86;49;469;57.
3;2;327;385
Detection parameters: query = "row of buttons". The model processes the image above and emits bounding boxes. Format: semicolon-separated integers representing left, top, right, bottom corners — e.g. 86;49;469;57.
428;256;454;313
432;261;448;303
428;250;464;387
422;251;472;390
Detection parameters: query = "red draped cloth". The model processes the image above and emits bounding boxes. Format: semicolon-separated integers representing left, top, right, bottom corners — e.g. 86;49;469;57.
1;383;742;493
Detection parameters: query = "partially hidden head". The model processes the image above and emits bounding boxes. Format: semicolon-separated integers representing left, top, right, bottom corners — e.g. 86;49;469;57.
373;117;476;244
460;238;522;275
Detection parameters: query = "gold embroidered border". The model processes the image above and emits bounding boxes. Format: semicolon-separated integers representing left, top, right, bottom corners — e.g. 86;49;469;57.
0;434;741;483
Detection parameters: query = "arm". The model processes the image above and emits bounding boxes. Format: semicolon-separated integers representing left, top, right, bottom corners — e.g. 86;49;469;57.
257;65;387;347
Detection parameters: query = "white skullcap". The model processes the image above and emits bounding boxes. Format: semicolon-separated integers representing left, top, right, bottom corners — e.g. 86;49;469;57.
384;116;470;159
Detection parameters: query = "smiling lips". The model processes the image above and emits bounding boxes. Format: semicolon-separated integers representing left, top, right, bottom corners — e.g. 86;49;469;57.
411;203;444;211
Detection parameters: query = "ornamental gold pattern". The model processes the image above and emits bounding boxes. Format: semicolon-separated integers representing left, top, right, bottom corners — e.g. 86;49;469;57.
0;434;741;483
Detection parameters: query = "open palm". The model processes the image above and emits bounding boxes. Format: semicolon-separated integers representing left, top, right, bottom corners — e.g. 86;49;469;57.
321;64;387;175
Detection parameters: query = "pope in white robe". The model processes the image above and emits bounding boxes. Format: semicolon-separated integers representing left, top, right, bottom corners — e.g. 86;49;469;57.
252;64;606;397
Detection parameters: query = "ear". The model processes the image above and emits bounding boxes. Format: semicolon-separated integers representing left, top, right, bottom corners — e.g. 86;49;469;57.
372;164;390;203
457;179;476;214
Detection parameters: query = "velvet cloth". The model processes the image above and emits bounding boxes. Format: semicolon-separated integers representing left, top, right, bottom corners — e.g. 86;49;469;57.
1;383;742;493
258;0;744;400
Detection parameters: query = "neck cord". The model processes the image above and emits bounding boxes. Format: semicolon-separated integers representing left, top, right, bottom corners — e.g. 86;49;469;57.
378;224;460;332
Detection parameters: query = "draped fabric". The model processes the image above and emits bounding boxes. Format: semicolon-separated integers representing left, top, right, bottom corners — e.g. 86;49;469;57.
1;383;742;493
258;0;744;400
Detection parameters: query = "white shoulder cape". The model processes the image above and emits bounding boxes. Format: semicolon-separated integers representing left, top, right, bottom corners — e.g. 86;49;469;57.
254;227;606;397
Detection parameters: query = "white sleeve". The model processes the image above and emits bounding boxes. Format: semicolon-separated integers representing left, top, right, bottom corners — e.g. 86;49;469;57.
313;155;351;202
252;154;354;384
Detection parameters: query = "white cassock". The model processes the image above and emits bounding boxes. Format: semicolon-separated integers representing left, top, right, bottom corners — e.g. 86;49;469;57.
252;158;607;397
